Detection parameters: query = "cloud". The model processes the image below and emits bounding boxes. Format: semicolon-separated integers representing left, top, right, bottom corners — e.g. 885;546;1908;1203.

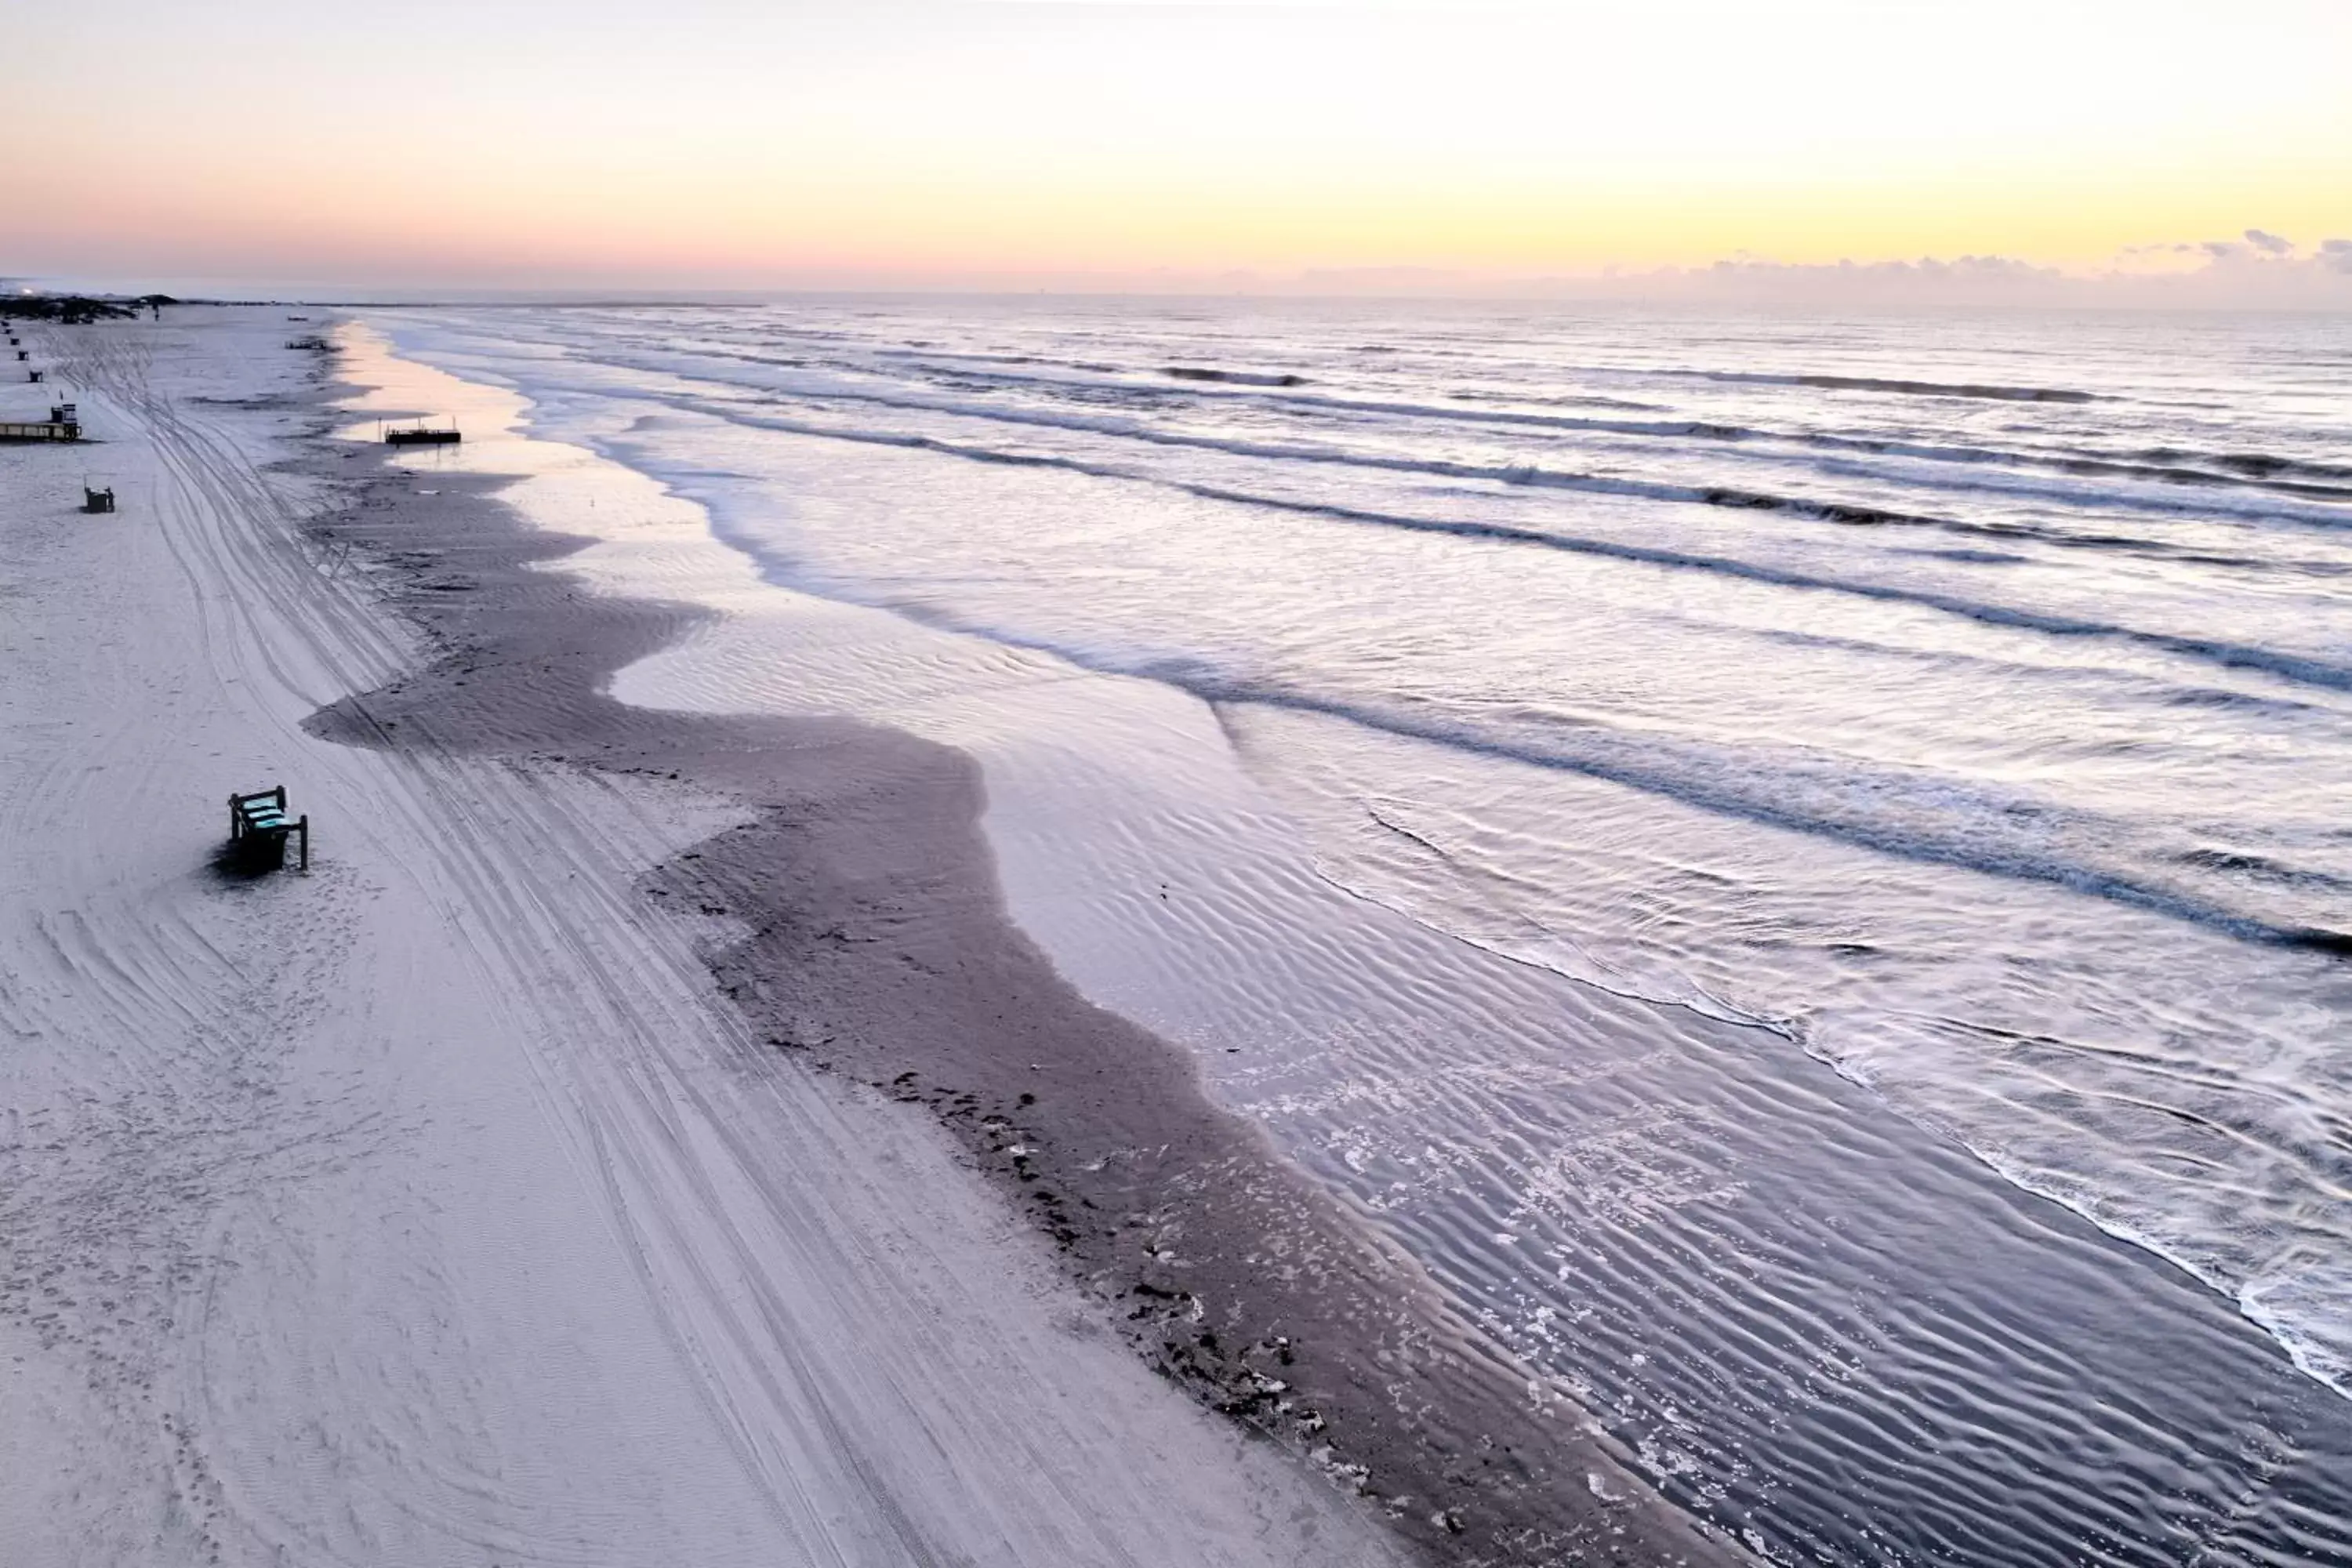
1421;233;2352;309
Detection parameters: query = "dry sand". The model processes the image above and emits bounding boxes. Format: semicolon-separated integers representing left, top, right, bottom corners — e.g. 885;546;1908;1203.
1;306;1744;1566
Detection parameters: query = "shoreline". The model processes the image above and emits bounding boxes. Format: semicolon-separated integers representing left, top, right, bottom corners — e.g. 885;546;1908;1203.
5;304;1423;1566
304;325;1746;1563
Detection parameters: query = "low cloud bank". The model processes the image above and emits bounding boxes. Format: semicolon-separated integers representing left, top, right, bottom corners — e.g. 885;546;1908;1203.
1294;231;2352;308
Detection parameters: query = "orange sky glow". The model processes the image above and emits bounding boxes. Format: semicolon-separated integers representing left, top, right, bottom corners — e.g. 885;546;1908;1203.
13;1;2352;299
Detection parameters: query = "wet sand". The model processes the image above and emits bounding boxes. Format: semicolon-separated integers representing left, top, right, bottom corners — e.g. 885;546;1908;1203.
299;354;1745;1565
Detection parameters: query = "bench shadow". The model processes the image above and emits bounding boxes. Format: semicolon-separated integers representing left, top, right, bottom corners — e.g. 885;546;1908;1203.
208;837;290;883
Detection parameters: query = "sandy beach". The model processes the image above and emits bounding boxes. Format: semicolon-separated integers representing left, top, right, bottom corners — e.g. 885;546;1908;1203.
0;307;1737;1563
16;2;2350;1557
0;305;1381;1565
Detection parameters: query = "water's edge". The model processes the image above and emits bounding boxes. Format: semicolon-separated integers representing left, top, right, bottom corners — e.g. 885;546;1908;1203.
312;322;1754;1566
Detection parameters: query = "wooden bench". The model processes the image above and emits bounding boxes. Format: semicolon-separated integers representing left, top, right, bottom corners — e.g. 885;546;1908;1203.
227;786;310;871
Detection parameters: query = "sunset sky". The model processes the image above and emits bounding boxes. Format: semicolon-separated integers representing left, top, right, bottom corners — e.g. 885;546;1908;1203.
15;0;2352;297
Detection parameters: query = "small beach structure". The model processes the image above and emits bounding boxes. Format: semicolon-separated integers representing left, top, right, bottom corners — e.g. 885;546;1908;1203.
383;417;461;446
0;414;79;441
27;368;43;383
227;786;310;872
82;484;114;514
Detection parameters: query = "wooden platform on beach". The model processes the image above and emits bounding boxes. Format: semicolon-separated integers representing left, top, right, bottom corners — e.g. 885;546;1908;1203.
0;419;79;442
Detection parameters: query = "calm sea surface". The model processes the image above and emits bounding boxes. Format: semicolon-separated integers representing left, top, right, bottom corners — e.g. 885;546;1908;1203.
379;299;2352;1564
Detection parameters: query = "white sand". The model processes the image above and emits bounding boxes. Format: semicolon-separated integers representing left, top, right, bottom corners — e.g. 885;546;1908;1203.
0;307;1404;1567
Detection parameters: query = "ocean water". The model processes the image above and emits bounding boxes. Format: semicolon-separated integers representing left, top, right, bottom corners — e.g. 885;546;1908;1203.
371;299;2352;1564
